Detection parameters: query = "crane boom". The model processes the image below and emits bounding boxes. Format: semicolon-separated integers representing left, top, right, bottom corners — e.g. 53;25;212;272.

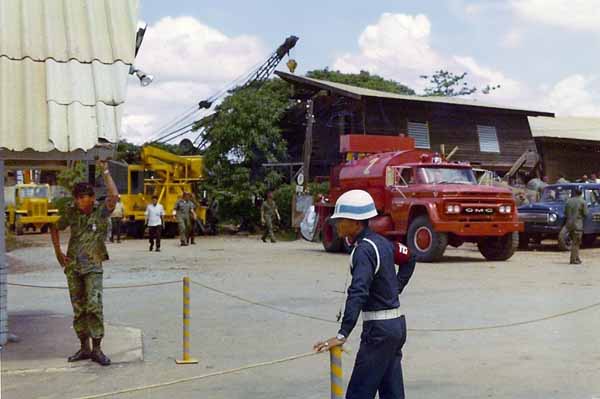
154;35;299;144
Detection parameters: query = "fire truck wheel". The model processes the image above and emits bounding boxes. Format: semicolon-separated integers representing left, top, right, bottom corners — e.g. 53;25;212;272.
557;226;571;252
407;215;448;262
40;224;49;234
478;232;518;261
321;217;343;253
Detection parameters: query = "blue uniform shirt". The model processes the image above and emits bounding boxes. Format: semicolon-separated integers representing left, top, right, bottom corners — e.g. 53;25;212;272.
338;228;416;338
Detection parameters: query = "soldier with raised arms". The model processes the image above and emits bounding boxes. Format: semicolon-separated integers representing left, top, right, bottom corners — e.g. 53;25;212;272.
50;160;118;366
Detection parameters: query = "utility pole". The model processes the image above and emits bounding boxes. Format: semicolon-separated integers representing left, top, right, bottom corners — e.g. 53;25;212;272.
302;99;315;191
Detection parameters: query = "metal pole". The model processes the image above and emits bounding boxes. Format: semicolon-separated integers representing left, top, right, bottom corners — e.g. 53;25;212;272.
302;99;314;191
176;276;198;364
0;159;7;346
329;346;344;399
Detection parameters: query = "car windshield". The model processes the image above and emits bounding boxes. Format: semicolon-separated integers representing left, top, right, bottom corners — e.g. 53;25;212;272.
18;186;48;198
541;187;576;202
417;167;477;184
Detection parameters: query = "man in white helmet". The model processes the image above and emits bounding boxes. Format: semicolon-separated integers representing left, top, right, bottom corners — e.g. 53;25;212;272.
313;189;416;399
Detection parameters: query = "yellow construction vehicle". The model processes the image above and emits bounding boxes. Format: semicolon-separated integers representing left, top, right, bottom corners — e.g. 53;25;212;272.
118;145;208;238
5;184;60;235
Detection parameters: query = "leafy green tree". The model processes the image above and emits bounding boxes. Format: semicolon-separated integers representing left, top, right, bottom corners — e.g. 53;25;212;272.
307;68;415;95
420;70;500;97
56;162;87;193
115;140;141;163
198;79;292;230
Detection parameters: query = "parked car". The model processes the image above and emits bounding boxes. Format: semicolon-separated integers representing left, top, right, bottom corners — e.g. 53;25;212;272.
517;183;600;250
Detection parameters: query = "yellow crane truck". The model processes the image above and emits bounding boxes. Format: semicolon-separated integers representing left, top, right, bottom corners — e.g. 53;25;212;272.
5;184;60;235
117;146;208;238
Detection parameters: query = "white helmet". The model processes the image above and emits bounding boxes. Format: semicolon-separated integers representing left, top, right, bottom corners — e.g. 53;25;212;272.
331;190;378;220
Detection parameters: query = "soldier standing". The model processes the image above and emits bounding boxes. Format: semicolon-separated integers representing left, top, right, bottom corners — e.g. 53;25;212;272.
261;191;280;243
565;187;588;265
313;190;416;399
50;160;117;366
174;192;196;246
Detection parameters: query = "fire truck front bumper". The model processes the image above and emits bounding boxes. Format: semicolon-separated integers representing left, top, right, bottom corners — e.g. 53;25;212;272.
433;220;524;236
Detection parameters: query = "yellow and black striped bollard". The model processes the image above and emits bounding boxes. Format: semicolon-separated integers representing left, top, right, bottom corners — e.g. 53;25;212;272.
330;346;344;399
176;276;198;364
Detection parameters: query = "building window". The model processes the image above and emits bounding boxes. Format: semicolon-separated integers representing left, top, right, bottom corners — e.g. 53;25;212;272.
477;125;500;153
407;121;430;149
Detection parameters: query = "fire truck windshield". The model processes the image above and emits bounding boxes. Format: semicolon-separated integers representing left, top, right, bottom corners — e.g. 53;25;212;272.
418;167;477;185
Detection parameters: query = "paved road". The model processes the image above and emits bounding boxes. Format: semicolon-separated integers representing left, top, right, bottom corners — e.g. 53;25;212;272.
2;235;600;399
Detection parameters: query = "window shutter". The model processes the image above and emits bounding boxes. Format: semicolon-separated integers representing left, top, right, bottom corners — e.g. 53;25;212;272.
407;121;430;149
477;125;500;153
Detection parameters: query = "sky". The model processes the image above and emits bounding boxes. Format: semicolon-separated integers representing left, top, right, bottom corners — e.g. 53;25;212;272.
122;0;600;144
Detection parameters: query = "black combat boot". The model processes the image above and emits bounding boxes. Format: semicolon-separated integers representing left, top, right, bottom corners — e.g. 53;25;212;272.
68;335;91;362
90;338;111;366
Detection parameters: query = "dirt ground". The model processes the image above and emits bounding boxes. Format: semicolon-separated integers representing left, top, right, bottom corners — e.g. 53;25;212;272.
2;232;600;399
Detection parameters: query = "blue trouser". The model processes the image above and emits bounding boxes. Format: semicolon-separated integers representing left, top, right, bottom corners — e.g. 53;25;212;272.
347;316;407;399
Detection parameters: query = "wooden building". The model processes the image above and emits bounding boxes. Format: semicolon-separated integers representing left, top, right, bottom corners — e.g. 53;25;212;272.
276;71;554;179
529;116;600;182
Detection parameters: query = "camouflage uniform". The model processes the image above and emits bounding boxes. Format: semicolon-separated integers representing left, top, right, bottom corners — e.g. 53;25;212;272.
174;199;195;245
57;202;110;339
565;195;588;264
261;199;279;242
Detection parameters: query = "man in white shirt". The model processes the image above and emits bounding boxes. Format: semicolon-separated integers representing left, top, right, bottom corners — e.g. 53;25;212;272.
110;196;125;243
145;195;165;252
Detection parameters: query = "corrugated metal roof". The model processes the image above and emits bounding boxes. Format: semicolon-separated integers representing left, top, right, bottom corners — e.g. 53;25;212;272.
1;85;122;152
0;0;138;153
276;71;555;117
528;116;600;142
0;0;137;64
1;58;129;106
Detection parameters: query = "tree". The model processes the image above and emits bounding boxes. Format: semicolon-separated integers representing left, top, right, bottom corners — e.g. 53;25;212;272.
307;69;415;95
420;70;500;97
198;79;292;229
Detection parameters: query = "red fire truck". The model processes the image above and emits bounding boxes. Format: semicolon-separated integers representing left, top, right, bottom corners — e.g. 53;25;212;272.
314;135;522;262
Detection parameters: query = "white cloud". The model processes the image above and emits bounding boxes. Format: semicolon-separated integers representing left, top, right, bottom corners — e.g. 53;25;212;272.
122;16;267;144
332;13;525;98
331;12;600;116
333;13;441;91
541;75;600;116
501;29;522;48
510;0;600;32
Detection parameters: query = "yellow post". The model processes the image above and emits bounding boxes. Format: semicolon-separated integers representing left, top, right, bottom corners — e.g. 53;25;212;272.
330;346;344;399
176;277;198;364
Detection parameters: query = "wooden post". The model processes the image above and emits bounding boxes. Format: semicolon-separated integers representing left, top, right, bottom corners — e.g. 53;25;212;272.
302;99;314;191
361;99;367;135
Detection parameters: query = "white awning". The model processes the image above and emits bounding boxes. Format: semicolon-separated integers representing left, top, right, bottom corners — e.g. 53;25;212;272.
0;0;138;153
